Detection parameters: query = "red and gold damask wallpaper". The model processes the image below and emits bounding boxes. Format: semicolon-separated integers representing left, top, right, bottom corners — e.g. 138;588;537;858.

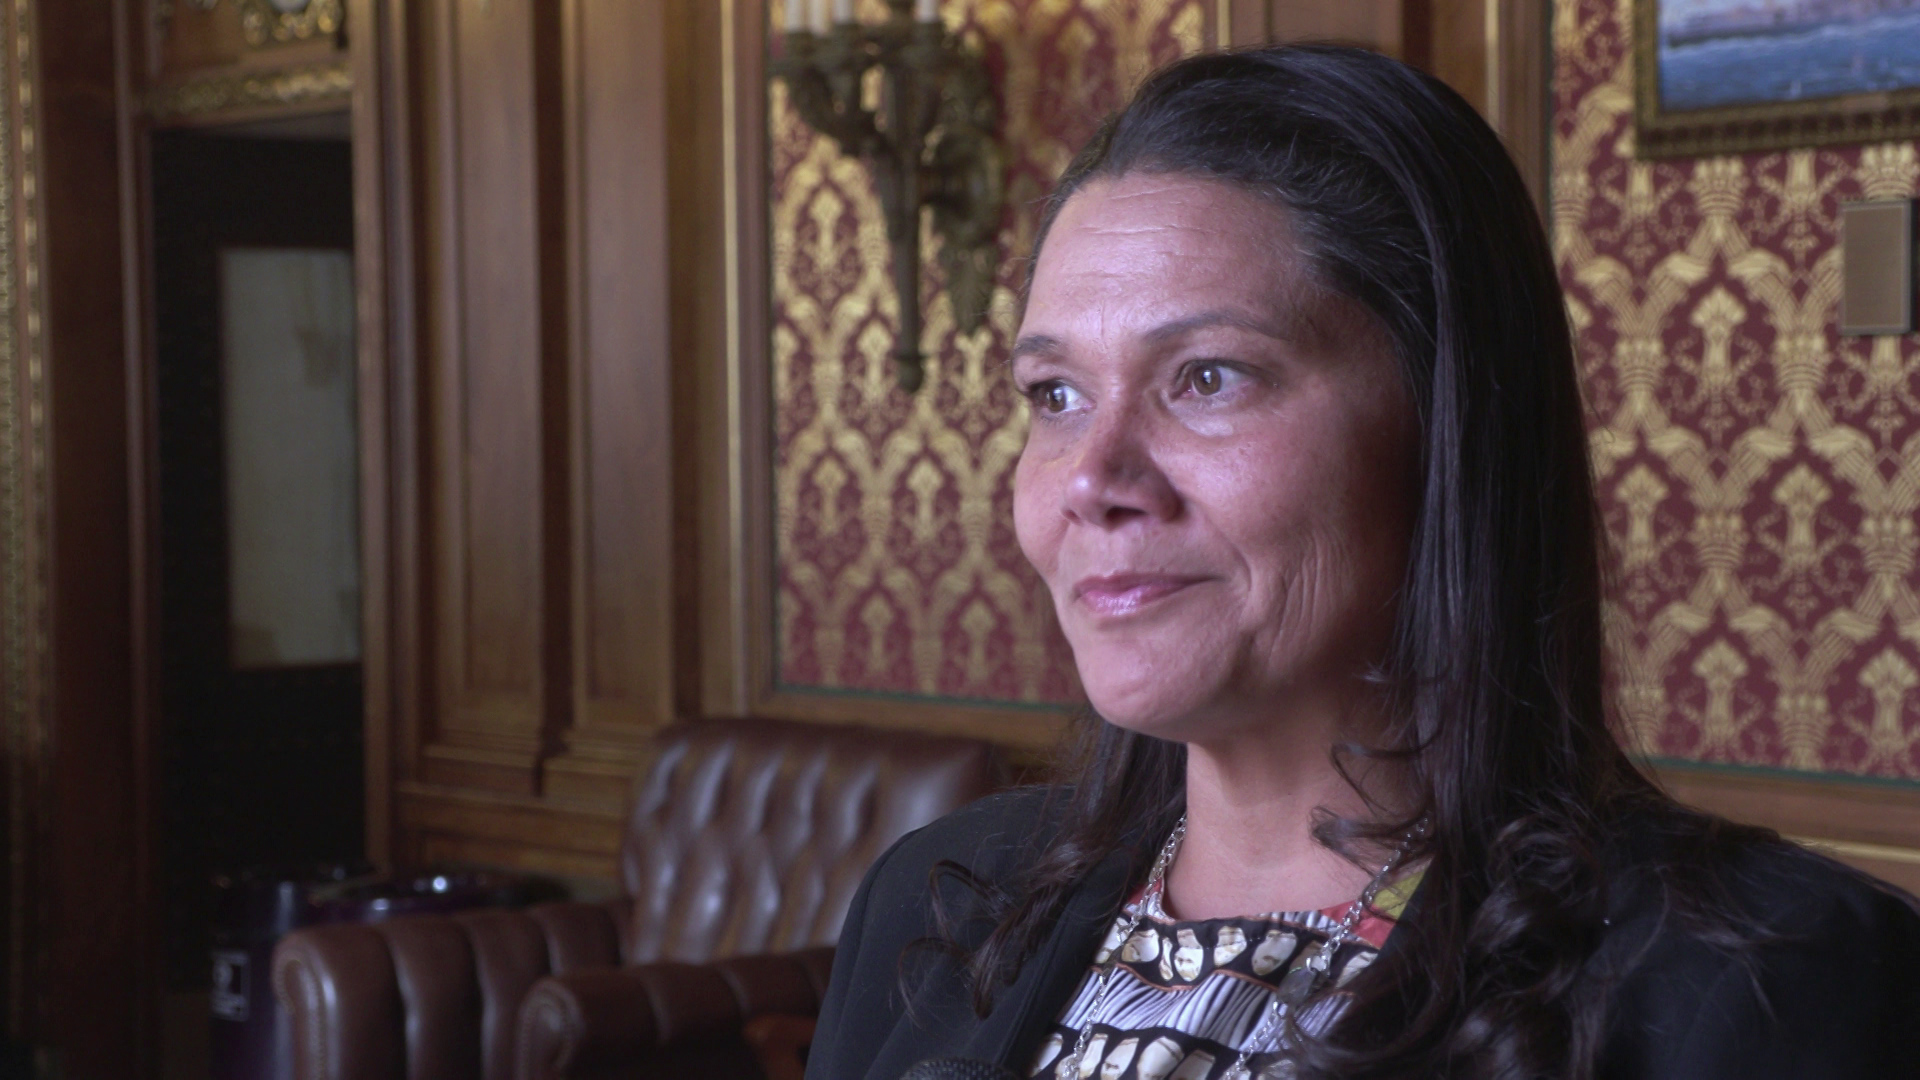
770;0;1204;703
1557;0;1920;778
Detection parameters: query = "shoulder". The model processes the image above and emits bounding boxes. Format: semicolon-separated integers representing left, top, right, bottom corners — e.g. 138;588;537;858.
1598;824;1920;1078
1605;817;1920;941
890;784;1065;866
858;785;1066;918
807;786;1065;1080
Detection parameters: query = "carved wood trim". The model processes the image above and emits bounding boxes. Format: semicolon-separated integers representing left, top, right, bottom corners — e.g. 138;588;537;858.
415;0;554;793
1652;762;1920;895
146;59;350;123
394;780;626;878
0;0;51;1041
1427;0;1549;211
8;0;149;1066
1486;0;1549;211
349;0;404;866
1214;0;1273;48
665;0;722;724
545;0;676;808
694;0;768;720
755;688;1070;752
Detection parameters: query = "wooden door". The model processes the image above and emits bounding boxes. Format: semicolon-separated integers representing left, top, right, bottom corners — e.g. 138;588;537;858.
148;126;364;994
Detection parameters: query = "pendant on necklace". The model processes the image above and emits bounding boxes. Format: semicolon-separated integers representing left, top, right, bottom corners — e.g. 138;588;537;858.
1275;942;1331;1006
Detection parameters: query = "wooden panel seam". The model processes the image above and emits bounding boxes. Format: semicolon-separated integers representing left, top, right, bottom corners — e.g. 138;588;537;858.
419;0;547;793
561;0;673;741
395;780;626;852
1652;762;1920;870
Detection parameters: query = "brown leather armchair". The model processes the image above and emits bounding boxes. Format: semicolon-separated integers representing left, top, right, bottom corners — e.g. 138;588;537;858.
515;948;832;1080
272;718;1001;1080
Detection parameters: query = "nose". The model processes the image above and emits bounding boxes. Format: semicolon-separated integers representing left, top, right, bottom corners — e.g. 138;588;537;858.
1062;407;1181;528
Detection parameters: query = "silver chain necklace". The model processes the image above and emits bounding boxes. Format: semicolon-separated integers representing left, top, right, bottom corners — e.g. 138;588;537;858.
1061;815;1426;1080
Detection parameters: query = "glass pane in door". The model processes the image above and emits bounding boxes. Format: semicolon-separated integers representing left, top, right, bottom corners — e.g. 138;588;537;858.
220;246;360;667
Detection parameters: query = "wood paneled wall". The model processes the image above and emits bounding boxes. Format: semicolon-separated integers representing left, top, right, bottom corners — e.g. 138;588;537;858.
5;2;147;1072
367;0;679;876
416;0;557;797
551;0;677;803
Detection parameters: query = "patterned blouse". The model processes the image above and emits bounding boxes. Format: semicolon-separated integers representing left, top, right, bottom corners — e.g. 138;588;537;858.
1027;872;1420;1080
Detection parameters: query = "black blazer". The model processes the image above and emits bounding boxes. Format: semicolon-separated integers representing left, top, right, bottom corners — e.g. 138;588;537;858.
806;788;1920;1080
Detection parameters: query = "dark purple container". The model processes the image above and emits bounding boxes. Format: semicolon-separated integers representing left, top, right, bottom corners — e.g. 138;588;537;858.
211;866;543;1080
209;863;372;1080
309;869;543;923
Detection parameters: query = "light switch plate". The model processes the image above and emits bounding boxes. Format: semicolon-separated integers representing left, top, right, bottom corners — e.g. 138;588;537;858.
1840;199;1915;337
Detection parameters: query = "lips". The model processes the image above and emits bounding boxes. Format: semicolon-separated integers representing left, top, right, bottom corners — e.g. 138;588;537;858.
1071;572;1209;618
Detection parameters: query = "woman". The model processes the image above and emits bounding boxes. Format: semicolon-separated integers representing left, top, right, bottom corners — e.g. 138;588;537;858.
806;46;1920;1080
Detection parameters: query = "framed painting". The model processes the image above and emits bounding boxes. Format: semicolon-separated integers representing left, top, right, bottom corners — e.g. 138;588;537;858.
1634;0;1920;157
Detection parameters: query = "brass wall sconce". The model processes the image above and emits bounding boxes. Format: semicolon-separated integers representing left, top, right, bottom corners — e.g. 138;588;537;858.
772;0;1004;392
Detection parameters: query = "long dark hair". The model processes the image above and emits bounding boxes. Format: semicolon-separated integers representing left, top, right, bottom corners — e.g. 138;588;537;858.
943;44;1772;1079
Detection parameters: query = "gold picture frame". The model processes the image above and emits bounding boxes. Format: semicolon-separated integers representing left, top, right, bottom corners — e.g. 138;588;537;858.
1633;0;1920;158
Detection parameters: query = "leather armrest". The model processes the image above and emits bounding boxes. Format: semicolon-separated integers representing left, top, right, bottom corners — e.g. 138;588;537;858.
273;923;408;1080
274;903;628;1080
515;946;834;1080
528;899;632;971
742;1014;817;1080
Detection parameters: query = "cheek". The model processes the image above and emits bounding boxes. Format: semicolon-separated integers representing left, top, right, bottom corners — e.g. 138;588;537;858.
1011;449;1059;579
1183;413;1406;601
1176;432;1308;545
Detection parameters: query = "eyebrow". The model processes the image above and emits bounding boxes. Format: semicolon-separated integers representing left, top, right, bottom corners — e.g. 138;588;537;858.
1008;308;1299;368
1141;309;1299;346
1007;333;1063;366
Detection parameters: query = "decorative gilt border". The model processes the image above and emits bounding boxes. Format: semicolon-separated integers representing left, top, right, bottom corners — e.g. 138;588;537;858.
234;0;344;48
2;0;48;1041
1632;0;1920;158
147;59;351;123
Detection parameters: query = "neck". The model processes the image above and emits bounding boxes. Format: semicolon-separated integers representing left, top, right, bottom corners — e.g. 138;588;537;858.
1160;690;1410;920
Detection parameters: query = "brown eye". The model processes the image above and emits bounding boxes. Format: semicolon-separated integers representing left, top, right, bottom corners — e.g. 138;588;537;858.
1028;381;1081;414
1189;363;1224;396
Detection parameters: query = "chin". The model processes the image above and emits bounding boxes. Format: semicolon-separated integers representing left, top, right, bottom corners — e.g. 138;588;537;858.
1065;618;1226;729
1077;657;1219;738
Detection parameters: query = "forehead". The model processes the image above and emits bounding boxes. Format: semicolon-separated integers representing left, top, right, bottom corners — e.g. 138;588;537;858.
1027;173;1313;320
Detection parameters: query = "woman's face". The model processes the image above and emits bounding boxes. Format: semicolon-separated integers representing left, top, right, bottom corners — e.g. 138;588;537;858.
1012;173;1417;742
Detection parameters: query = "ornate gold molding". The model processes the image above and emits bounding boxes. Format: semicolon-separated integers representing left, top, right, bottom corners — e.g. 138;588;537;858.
233;0;342;47
148;59;351;121
3;0;49;1041
163;0;343;48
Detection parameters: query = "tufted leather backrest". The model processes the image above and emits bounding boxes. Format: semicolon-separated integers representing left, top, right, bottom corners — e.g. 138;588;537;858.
619;718;1000;964
275;717;1002;1080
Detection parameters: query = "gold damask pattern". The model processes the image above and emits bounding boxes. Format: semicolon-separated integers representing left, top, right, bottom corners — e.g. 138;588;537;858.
772;0;1203;701
1557;0;1920;777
